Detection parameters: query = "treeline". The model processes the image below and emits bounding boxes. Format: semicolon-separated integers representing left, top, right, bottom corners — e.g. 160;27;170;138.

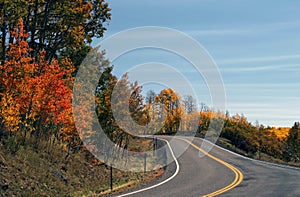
143;89;300;163
198;110;300;162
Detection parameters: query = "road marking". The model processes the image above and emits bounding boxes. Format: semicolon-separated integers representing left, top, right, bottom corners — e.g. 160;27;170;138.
179;138;243;197
118;138;180;197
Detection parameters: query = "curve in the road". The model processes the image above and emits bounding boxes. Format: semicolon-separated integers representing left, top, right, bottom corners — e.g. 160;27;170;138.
118;139;180;197
119;137;243;197
178;138;243;197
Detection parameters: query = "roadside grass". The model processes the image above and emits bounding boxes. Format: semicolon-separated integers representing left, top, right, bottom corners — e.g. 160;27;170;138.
0;136;165;196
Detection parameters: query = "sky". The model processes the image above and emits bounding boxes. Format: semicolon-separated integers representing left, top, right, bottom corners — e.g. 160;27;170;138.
93;0;300;127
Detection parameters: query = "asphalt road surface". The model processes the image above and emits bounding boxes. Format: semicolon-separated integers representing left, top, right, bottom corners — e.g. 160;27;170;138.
117;136;300;197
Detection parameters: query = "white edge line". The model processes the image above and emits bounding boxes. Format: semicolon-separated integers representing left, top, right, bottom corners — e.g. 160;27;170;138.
118;138;180;197
196;137;300;170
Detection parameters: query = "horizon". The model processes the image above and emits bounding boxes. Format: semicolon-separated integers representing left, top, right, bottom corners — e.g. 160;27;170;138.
93;1;300;127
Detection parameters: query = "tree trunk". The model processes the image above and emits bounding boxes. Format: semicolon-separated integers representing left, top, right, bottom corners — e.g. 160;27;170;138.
30;0;39;58
1;4;6;64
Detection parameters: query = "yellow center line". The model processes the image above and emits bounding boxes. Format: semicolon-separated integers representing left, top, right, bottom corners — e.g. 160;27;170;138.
178;138;243;197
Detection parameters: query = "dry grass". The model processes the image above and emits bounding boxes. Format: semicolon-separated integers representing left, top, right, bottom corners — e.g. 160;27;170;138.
0;137;164;196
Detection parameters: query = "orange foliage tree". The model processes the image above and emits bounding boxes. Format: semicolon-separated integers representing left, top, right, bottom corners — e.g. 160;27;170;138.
156;88;183;133
0;20;75;149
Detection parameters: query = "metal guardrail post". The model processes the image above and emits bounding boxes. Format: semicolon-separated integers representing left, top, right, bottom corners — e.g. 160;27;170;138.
144;153;147;173
110;164;113;191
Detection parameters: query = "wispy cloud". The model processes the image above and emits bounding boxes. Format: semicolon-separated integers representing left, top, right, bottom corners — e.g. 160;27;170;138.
187;22;300;37
219;63;300;72
218;54;300;65
226;83;300;88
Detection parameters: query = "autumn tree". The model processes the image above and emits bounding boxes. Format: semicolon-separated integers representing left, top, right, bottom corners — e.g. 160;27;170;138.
156;88;183;134
129;82;148;127
94;70;148;158
198;108;212;135
109;74;147;135
95;65;117;139
0;0;111;65
0;20;75;150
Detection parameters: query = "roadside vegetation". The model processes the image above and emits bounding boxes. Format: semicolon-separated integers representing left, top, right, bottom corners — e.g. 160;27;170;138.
0;1;163;196
0;135;160;196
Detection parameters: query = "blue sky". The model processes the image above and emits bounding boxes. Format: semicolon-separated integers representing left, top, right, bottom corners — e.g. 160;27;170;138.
94;0;300;127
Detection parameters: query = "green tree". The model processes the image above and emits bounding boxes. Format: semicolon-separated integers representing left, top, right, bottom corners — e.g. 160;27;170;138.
283;122;300;162
0;0;111;65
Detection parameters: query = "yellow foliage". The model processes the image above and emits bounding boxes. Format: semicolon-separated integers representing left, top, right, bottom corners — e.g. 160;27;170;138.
0;93;21;132
266;127;290;139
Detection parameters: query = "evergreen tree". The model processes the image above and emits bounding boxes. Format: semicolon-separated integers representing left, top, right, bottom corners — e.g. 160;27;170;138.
283;122;300;162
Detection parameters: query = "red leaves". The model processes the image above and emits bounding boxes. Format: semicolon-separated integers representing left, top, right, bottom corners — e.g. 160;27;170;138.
0;20;75;138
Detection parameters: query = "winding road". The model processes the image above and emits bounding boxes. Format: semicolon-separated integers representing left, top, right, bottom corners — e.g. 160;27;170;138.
117;136;300;197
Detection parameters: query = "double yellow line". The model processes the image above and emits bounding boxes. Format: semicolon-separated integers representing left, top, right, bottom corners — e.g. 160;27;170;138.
179;138;243;197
